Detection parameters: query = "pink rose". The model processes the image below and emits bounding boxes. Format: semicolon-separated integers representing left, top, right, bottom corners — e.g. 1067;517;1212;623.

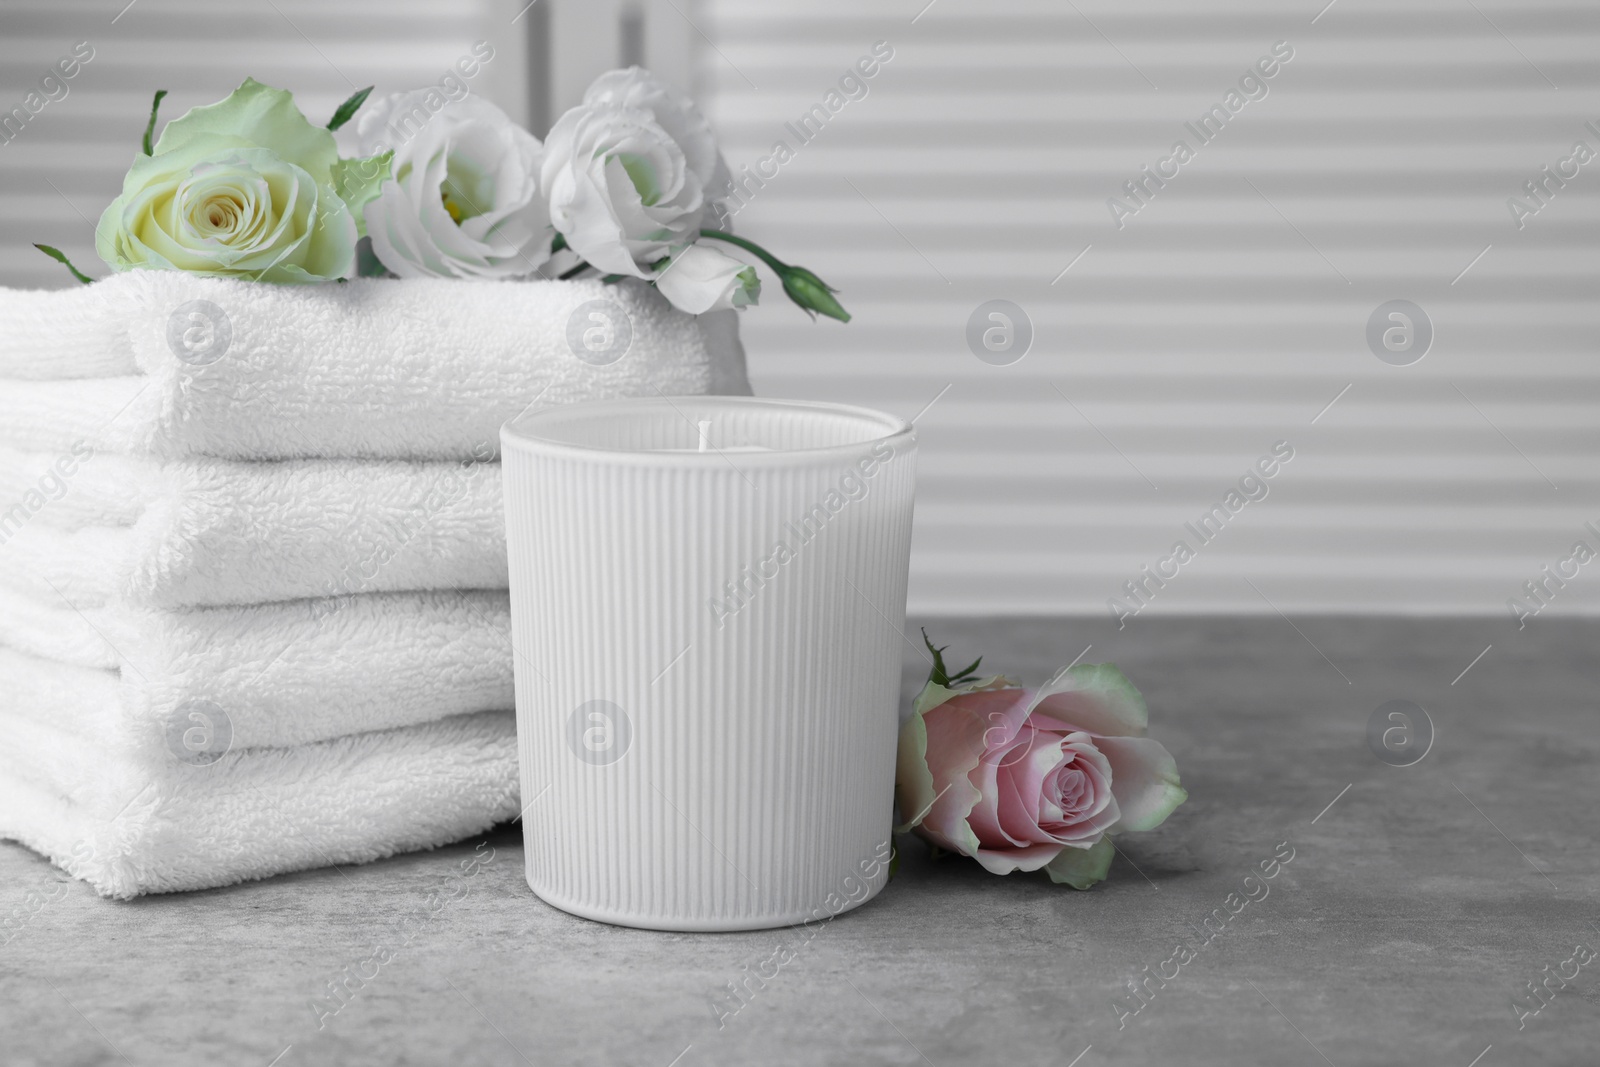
896;645;1186;889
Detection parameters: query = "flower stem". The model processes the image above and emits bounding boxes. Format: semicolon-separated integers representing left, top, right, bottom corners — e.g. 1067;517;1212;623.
557;261;592;281
697;230;788;274
700;230;850;322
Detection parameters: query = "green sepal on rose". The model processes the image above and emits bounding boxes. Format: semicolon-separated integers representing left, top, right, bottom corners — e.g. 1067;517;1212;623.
1044;835;1114;889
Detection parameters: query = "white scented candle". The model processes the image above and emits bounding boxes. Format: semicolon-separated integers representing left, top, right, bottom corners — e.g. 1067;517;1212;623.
501;396;916;931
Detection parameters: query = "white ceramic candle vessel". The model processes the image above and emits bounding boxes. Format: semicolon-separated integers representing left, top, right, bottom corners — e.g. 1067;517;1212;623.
501;396;916;931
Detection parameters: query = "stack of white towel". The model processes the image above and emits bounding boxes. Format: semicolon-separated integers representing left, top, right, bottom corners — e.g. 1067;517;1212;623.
0;270;749;897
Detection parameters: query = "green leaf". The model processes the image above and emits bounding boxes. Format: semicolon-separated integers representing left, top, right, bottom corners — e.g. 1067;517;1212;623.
34;244;92;285
921;628;983;690
142;89;167;156
1044;837;1114;890
330;150;392;238
326;86;374;132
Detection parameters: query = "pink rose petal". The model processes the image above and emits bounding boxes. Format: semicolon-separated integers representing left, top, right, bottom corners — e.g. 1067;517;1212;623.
973;842;1065;876
993;730;1068;847
1094;734;1187;833
1039;737;1120;845
900;686;1030;857
1029;663;1149;738
967;739;1032;849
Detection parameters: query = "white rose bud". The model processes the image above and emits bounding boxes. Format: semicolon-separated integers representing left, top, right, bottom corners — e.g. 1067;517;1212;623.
653;243;760;314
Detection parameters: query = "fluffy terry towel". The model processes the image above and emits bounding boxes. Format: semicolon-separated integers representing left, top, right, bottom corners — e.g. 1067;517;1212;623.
0;271;752;460
0;705;519;898
0;591;512;748
0;445;507;608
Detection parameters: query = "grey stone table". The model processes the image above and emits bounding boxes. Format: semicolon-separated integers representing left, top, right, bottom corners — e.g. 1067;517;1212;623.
3;617;1597;1067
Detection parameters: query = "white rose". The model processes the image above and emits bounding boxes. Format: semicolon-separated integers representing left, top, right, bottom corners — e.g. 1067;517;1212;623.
653;243;759;314
350;90;553;279
542;67;729;278
97;79;358;283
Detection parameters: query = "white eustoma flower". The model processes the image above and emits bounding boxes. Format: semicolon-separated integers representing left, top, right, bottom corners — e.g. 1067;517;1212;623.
350;90;553;279
653;243;759;314
541;68;731;279
583;67;731;200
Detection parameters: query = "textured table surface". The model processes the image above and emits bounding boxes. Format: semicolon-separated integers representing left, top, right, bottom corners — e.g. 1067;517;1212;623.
3;616;1596;1067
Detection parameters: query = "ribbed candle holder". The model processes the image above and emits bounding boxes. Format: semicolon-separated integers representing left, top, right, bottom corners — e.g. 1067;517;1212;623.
501;396;916;931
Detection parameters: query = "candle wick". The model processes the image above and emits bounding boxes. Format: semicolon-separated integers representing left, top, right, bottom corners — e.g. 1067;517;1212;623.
697;419;711;453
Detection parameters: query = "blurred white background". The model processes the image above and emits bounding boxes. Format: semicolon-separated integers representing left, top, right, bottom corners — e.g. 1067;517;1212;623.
3;0;1596;620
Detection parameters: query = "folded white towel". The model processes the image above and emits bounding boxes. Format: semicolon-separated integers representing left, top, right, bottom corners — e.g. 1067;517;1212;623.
0;272;751;460
0;445;506;608
0;706;519;898
0;277;132;380
0;591;512;747
0;442;141;528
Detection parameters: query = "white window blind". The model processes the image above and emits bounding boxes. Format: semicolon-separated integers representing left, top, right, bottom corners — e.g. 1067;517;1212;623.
701;0;1600;617
5;0;1594;620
